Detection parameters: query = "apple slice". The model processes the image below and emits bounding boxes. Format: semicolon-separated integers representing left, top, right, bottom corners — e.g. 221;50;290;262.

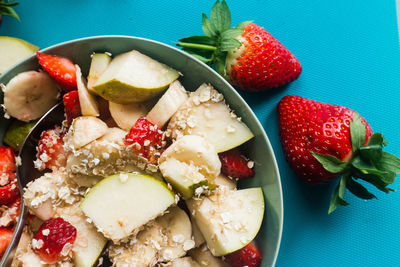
70;116;108;149
76;65;100;116
92;50;180;104
146;80;189;128
80;173;175;242
87;53;112;91
159;135;221;199
109;100;153;131
167;83;254;152
0;36;39;74
187;187;264;256
189;244;227;267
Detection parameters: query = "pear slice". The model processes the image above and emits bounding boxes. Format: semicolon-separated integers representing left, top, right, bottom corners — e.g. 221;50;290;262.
92;50;180;104
80;173;175;242
146;80;189;128
187;188;264;256
167;84;254;152
109;100;153;131
0;36;39;74
87;53;112;91
70;116;108;149
76;65;100;116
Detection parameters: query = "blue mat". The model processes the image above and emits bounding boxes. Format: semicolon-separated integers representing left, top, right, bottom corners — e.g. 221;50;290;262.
2;0;400;266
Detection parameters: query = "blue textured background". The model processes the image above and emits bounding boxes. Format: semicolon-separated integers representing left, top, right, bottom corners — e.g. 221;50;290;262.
2;0;400;266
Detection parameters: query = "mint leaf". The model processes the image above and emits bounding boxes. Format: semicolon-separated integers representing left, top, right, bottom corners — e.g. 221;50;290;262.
179;36;216;46
328;175;349;214
312;152;348;173
347;178;376;199
352;157;395;184
210;0;231;34
219;38;241;51
375;152;400;174
350;113;366;152
202;14;217;37
367;133;387;146
235;20;253;30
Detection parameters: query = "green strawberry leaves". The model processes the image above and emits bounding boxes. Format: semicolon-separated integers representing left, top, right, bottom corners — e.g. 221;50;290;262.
177;0;248;75
313;113;400;214
0;0;20;21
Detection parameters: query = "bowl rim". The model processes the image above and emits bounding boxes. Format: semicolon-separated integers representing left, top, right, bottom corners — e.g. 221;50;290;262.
0;35;284;266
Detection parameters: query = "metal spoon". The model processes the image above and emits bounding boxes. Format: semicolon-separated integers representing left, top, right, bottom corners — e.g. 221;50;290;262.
0;103;64;267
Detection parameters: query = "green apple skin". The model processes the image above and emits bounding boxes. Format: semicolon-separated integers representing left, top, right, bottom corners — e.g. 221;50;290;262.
80;173;175;242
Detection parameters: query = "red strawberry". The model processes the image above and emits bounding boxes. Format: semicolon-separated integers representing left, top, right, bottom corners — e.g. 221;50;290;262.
37;52;77;92
0;146;16;186
177;0;301;91
224;242;263;267
36;128;66;170
7;196;21;223
278;95;400;213
32;217;77;264
0;227;14;257
219;148;255;179
124;117;164;164
0;180;19;206
63;90;81;126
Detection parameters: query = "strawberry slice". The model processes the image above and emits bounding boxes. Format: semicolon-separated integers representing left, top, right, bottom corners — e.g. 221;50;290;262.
63;90;81;126
0;227;14;257
0;180;19;206
0;146;16;186
7;197;21;223
32;217;77;264
36;52;77;92
218;148;255;179
124;117;164;164
224;242;263;267
36;128;65;170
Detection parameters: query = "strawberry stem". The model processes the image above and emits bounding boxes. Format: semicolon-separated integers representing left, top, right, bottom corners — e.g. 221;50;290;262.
176;42;217;51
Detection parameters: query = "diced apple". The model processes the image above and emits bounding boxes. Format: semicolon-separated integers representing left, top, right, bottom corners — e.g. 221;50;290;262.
167;83;254;152
76;65;100;116
87;53;112;91
187;187;264;256
80;173;175;242
70;116;108;149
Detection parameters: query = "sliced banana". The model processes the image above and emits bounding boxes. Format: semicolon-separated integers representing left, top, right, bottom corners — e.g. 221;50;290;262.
109;100;154;131
2;70;59;122
76;65;100;116
87;53;112;91
146;80;189;128
69;116;108;149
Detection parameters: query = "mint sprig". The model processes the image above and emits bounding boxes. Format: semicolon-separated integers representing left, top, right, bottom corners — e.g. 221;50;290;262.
312;113;400;214
0;0;20;21
176;0;252;75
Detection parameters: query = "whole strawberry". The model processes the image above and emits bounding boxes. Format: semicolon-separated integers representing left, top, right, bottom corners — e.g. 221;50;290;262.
177;0;301;91
278;95;400;213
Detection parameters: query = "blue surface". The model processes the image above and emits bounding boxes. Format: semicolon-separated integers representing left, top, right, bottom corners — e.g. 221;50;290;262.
2;0;400;266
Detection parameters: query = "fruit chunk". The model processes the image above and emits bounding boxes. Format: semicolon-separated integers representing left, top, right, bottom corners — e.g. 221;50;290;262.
0;227;13;256
32;217;77;264
3;119;37;151
146;80;189;128
0;146;16;185
36;128;66;170
170;257;201;267
224;242;263;267
191;218;205;248
189;244;227;267
168;83;253;152
219;148;255;179
70;116;108;149
87;53;112;91
0;180;19;205
36;52;77;92
0;36;38;74
2;70;59;122
92;50;180;104
80;173;175;242
187;187;264;256
213;173;237;190
63;90;82;126
159;135;221;199
109;100;153;131
75;65;100;117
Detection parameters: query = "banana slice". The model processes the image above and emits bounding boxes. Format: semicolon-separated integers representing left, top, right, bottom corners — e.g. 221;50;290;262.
109;100;154;131
87;53;112;91
76;65;100;116
2;70;59;122
146;80;189;128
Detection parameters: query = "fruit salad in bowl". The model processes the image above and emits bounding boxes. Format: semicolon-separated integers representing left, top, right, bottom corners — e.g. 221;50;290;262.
0;36;283;267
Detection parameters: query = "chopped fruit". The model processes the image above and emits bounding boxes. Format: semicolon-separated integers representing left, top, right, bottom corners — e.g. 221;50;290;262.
36;128;65;170
177;1;301;91
0;146;16;180
70;116;108;149
0;227;14;257
278;95;400;213
75;65;100;117
87;53;112;91
7;196;21;223
3;120;38;151
219;149;255;179
224;242;263;267
63;90;82;126
36;52;77;92
125;117;164;163
32;217;77;264
0;180;19;206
